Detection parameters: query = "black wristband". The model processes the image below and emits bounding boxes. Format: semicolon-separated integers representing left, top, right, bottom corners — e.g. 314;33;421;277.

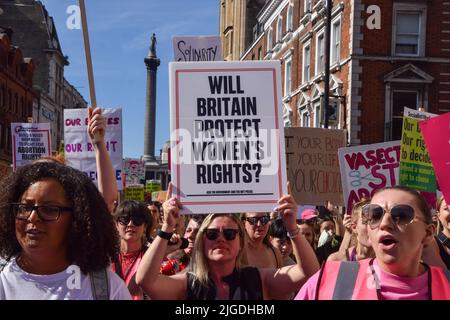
157;229;173;241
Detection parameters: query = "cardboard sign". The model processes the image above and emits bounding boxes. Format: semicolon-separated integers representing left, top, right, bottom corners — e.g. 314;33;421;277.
152;191;167;203
399;108;436;191
173;36;222;62
64;108;123;190
124;185;145;201
285;127;346;206
419;112;450;204
338;141;401;213
123;158;145;186
11;122;51;170
170;60;287;214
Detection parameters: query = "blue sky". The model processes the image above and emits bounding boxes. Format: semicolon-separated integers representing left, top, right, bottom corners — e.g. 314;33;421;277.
41;0;219;159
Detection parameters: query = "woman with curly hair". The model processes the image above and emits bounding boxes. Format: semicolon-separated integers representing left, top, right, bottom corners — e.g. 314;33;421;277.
0;161;131;300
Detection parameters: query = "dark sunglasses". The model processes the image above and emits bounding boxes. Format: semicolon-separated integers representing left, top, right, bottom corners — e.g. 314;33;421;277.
117;214;146;227
205;228;240;241
244;216;270;226
362;204;420;229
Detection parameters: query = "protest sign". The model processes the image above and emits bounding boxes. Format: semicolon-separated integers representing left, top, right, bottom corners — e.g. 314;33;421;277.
173;36;222;62
169;60;287;214
419;112;450;205
64;108;123;190
123;158;145;186
125;184;145;201
399;108;437;207
338;141;401;213
11;122;51;170
145;180;161;193
285;127;345;206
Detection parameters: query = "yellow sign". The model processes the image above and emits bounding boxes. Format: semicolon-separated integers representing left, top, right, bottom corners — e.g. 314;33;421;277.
125;185;145;201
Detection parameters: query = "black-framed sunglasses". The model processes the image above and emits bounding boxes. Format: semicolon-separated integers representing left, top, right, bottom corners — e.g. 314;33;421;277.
244;216;270;226
11;203;73;222
205;228;240;241
117;214;146;227
362;203;420;229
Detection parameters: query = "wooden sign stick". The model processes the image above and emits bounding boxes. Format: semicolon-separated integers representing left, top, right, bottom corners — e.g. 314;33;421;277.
79;0;100;144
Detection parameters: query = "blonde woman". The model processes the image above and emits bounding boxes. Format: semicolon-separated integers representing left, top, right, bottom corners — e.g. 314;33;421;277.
136;185;320;300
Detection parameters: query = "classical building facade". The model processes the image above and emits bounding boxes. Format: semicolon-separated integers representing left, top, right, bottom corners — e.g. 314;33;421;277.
0;28;35;179
220;0;450;145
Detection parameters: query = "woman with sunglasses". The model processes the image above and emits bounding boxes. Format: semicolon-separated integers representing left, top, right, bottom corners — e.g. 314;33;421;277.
136;186;320;300
241;212;283;268
112;200;153;299
0;161;131;299
295;186;450;300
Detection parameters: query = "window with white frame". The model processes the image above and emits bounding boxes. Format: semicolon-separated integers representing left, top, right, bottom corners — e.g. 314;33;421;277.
331;18;341;64
314;103;321;128
284;57;293;96
267;28;273;51
393;4;426;56
315;31;325;74
300;109;310;127
287;5;293;32
304;0;311;13
276;17;283;43
303;42;311;83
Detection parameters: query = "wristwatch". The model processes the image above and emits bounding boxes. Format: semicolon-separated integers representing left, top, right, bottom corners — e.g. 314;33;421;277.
157;229;173;241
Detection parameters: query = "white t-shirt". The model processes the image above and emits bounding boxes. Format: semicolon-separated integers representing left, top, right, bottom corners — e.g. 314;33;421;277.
0;257;131;300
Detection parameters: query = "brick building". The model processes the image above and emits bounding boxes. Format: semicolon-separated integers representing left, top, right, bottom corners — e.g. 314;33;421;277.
0;28;35;179
220;0;450;145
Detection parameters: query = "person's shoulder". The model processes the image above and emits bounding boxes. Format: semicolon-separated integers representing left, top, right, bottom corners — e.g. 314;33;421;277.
294;269;320;300
327;250;345;262
105;268;132;300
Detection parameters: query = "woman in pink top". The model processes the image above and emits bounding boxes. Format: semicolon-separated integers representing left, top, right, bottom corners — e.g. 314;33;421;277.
295;186;450;300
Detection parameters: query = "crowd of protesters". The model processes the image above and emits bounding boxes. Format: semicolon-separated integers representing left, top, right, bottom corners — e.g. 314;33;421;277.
0;108;448;300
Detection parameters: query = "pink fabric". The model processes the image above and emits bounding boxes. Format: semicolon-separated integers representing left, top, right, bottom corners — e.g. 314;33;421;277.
301;209;318;220
294;259;429;300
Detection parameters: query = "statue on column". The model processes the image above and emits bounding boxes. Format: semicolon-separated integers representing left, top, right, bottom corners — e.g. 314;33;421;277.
149;33;157;58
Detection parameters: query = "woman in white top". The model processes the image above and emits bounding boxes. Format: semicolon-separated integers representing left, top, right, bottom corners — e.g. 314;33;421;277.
0;161;130;300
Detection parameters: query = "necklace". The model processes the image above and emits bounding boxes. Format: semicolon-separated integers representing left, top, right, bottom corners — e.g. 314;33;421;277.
368;258;432;300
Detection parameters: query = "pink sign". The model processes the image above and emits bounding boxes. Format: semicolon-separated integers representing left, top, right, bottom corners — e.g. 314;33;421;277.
419;112;450;204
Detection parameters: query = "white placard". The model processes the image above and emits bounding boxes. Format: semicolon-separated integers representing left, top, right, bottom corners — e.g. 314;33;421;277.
11;122;51;170
170;60;287;214
123;158;145;187
338;140;401;214
64;108;123;190
173;36;222;62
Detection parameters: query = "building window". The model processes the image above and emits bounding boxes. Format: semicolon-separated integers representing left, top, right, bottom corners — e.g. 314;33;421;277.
276;17;283;43
300;109;310;127
304;0;311;13
391;90;419;140
258;46;262;60
0;123;3;149
267;28;273;51
331;18;341;64
6;126;11;153
303;42;311;83
314;103;321;128
315;31;325;75
287;5;293;32
284;57;293;96
393;3;426;57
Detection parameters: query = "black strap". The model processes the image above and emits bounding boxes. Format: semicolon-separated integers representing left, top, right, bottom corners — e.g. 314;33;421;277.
437;232;450;249
332;261;360;300
89;269;110;300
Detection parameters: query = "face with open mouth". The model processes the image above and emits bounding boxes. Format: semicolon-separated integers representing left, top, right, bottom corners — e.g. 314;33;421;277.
367;189;434;275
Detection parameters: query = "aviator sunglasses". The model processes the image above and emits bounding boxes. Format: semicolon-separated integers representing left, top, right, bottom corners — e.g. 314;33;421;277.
117;214;146;227
362;203;422;229
205;228;240;241
244;216;270;226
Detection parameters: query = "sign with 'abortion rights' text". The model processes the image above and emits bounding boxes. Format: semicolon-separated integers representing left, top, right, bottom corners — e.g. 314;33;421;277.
169;61;287;214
